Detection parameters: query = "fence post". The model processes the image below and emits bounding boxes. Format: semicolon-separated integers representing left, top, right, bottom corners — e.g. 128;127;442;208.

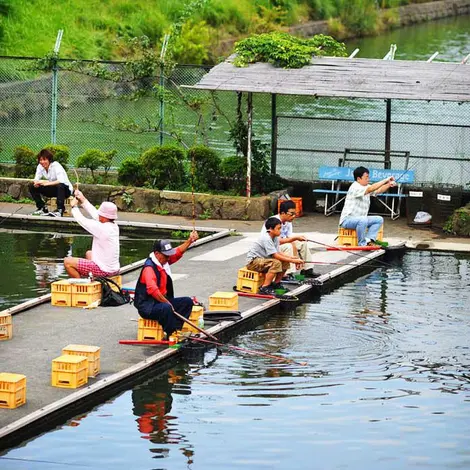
159;34;170;146
271;93;277;175
50;30;63;144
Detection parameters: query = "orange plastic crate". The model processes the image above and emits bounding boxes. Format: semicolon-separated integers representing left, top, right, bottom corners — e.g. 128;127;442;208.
51;280;73;307
209;291;238;311
338;226;383;247
277;197;303;217
137;318;164;341
62;344;101;378
0;373;26;409
51;355;88;389
71;281;102;308
236;268;265;293
0;313;12;341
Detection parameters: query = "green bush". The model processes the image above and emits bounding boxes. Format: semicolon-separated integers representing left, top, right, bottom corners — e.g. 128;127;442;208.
14;145;36;178
141;145;186;190
43;144;70;170
77;148;112;182
188;145;222;191
221;155;246;194
118;158;147;187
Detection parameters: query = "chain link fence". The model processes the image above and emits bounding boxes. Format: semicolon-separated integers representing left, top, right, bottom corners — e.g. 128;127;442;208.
1;56;469;187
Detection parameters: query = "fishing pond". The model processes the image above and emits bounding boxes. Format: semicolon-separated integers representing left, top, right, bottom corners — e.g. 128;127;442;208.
1;250;469;469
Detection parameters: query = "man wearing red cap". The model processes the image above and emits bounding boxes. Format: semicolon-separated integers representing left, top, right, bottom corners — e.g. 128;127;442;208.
134;231;199;338
64;190;120;278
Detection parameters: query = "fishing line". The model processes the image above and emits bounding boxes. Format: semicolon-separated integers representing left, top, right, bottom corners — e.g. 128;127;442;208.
0;206;23;226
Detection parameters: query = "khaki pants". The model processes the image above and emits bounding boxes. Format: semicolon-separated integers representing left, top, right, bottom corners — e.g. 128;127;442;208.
280;241;312;274
246;257;290;274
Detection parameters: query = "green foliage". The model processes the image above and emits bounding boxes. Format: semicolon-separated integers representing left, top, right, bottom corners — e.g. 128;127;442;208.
199;208;212;220
337;0;379;35
77;148;114;182
118;158;147;187
221;155;246;194
153;208;170;215
188;145;222;192
121;192;134;206
0;194;33;204
171;20;211;65
171;229;191;238
13;145;36;178
43;144;69;170
443;206;470;236
234;32;347;68
140;145;186;190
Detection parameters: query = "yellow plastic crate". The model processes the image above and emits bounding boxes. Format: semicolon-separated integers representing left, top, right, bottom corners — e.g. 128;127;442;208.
0;313;12;341
108;275;122;292
137;318;164;341
51;355;88;389
236;268;265;293
338;226;384;247
51;280;73;307
181;323;199;334
71;281;102;308
209;291;238;311
44;196;73;215
62;344;101;378
189;305;204;322
0;373;26;409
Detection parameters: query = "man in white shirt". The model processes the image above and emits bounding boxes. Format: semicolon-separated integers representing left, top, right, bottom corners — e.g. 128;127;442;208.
29;148;73;217
64;190;120;278
339;166;396;246
261;200;316;278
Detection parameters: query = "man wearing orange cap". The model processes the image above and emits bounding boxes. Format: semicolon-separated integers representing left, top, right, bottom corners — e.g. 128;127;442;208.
64;190;120;278
134;231;199;338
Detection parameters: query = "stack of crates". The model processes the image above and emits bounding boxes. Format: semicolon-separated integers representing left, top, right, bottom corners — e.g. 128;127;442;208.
236;268;265;293
277;197;303;217
51;355;88;389
0;373;26;409
181;305;204;334
337;225;384;247
44;196;73;215
108;275;122;292
209;292;238;311
51;280;102;308
62;344;101;378
137;318;164;341
0;313;12;340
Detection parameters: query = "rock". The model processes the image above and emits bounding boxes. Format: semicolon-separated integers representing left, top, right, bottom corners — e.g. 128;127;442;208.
8;184;22;199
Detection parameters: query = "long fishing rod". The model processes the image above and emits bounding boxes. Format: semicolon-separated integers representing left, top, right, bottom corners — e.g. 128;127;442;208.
0;206;23;226
190;336;308;367
304;260;388;269
393;158;420;184
307;238;395;269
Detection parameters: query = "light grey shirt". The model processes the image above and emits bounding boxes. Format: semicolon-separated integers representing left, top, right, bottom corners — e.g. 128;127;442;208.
339;181;371;225
246;232;280;263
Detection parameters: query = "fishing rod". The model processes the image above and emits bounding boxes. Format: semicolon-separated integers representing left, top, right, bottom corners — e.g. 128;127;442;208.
0;206;23;226
304;260;388;269
190;336;308;367
393;158;420;184
307;238;395;269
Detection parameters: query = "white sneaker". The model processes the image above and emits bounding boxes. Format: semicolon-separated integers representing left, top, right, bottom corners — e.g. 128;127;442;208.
31;207;48;216
48;210;63;217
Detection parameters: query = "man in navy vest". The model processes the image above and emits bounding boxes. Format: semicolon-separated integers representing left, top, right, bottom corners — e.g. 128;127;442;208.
134;231;198;337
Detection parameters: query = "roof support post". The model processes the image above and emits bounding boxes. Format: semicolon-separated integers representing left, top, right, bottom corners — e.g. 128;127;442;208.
271;93;277;175
246;92;253;199
385;99;392;169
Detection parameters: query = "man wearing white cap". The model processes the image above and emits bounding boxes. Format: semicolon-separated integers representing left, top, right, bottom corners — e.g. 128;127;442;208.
134;231;199;338
64;190;120;278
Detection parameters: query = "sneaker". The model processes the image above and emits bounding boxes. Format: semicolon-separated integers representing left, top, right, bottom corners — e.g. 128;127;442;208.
272;282;290;291
48;210;63;217
283;273;296;281
31;207;48;216
258;285;276;296
300;268;321;278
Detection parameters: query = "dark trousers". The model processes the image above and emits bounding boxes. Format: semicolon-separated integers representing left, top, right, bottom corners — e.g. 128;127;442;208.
139;297;193;336
29;183;71;211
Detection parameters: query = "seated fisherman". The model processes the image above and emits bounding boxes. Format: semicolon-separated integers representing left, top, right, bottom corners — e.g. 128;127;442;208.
248;216;304;296
133;231;199;338
339;166;396;246
64;190;120;278
261;200;316;278
29;148;73;217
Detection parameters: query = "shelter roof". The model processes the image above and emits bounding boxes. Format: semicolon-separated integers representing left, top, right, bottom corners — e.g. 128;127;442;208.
190;56;470;102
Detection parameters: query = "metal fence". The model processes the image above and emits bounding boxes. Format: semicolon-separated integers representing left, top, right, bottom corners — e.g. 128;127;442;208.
1;56;469;186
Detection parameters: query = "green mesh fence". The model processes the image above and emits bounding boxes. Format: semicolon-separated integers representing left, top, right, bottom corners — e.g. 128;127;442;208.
0;56;469;187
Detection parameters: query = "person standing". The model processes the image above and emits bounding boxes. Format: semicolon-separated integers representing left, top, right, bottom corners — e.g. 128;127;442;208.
339;166;396;246
64;190;120;278
29;148;73;217
133;231;199;338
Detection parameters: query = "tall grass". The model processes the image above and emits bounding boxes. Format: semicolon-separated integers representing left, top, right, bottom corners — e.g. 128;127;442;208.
0;0;425;62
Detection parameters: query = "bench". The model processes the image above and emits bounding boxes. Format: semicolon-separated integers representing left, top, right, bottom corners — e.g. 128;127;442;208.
313;166;415;220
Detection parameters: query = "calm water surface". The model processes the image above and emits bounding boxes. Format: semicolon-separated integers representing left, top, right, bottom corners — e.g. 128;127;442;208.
2;251;469;469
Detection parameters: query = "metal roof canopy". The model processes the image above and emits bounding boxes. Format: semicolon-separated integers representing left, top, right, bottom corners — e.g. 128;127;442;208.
189;56;470;102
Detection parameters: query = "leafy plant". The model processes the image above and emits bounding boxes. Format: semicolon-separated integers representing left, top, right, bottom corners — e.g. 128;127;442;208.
0;194;33;204
188;145;222;192
152;208;170;215
198;208;212;220
140;145;186;190
118;158;147;187
76;149;106;182
43;144;70;170
122;191;134;206
13;145;36;178
234;32;347;68
171;229;191;238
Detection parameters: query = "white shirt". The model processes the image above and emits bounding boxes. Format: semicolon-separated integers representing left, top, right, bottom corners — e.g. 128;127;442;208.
71;200;120;273
34;161;73;192
339;181;372;225
260;214;293;239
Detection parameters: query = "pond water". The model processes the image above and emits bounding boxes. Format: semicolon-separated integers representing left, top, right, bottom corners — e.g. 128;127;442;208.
0;229;157;310
2;250;469;469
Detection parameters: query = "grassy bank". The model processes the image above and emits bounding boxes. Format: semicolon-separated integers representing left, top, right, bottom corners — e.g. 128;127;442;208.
0;0;433;63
